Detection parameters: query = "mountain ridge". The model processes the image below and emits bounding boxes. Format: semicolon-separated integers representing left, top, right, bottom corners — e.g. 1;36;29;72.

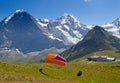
36;13;89;45
0;10;67;53
61;26;120;61
1;9;120;54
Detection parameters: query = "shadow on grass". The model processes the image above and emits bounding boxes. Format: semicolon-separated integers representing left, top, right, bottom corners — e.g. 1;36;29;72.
39;68;49;76
77;70;82;76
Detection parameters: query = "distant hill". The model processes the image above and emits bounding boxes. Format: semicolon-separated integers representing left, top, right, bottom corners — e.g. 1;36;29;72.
0;47;64;63
61;26;120;61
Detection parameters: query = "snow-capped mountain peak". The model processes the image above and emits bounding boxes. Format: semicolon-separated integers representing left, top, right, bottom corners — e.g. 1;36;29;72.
35;13;90;45
0;10;91;53
56;13;78;24
102;18;120;38
36;18;49;27
62;13;78;22
15;9;26;13
113;18;120;22
112;18;120;26
4;9;28;24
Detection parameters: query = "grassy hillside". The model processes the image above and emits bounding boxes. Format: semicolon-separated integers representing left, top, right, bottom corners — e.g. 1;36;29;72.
0;59;120;83
76;49;120;60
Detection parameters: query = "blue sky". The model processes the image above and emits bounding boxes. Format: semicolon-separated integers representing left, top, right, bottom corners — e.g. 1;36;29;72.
0;0;120;25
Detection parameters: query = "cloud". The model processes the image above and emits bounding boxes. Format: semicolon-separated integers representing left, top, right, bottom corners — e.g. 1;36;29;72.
84;0;92;2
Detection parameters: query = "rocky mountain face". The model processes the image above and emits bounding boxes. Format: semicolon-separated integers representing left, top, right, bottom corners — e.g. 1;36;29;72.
36;13;89;45
0;10;67;53
61;26;120;61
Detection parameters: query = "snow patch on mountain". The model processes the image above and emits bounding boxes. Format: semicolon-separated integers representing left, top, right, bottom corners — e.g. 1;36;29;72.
102;18;120;38
4;10;26;24
55;26;80;44
73;30;82;39
36;19;48;27
15;9;25;13
102;24;114;27
87;25;93;29
48;33;62;41
5;13;14;24
64;25;70;30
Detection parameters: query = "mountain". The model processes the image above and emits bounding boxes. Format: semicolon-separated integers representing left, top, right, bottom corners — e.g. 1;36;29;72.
102;18;120;38
36;13;89;45
61;26;120;61
0;10;89;53
0;10;65;53
1;10;120;63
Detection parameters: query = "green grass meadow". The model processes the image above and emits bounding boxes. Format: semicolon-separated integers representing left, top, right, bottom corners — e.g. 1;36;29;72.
0;50;120;83
0;60;120;83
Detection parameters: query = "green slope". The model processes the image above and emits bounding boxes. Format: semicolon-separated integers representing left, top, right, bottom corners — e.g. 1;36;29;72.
0;60;120;83
75;49;120;61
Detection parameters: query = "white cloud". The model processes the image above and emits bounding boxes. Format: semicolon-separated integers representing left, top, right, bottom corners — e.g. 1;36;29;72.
84;0;92;2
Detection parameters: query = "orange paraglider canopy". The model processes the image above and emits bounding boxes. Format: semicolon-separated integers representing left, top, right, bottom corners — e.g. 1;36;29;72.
46;54;67;66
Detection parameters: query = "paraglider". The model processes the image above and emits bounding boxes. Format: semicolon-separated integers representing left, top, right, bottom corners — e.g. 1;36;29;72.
46;53;67;66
